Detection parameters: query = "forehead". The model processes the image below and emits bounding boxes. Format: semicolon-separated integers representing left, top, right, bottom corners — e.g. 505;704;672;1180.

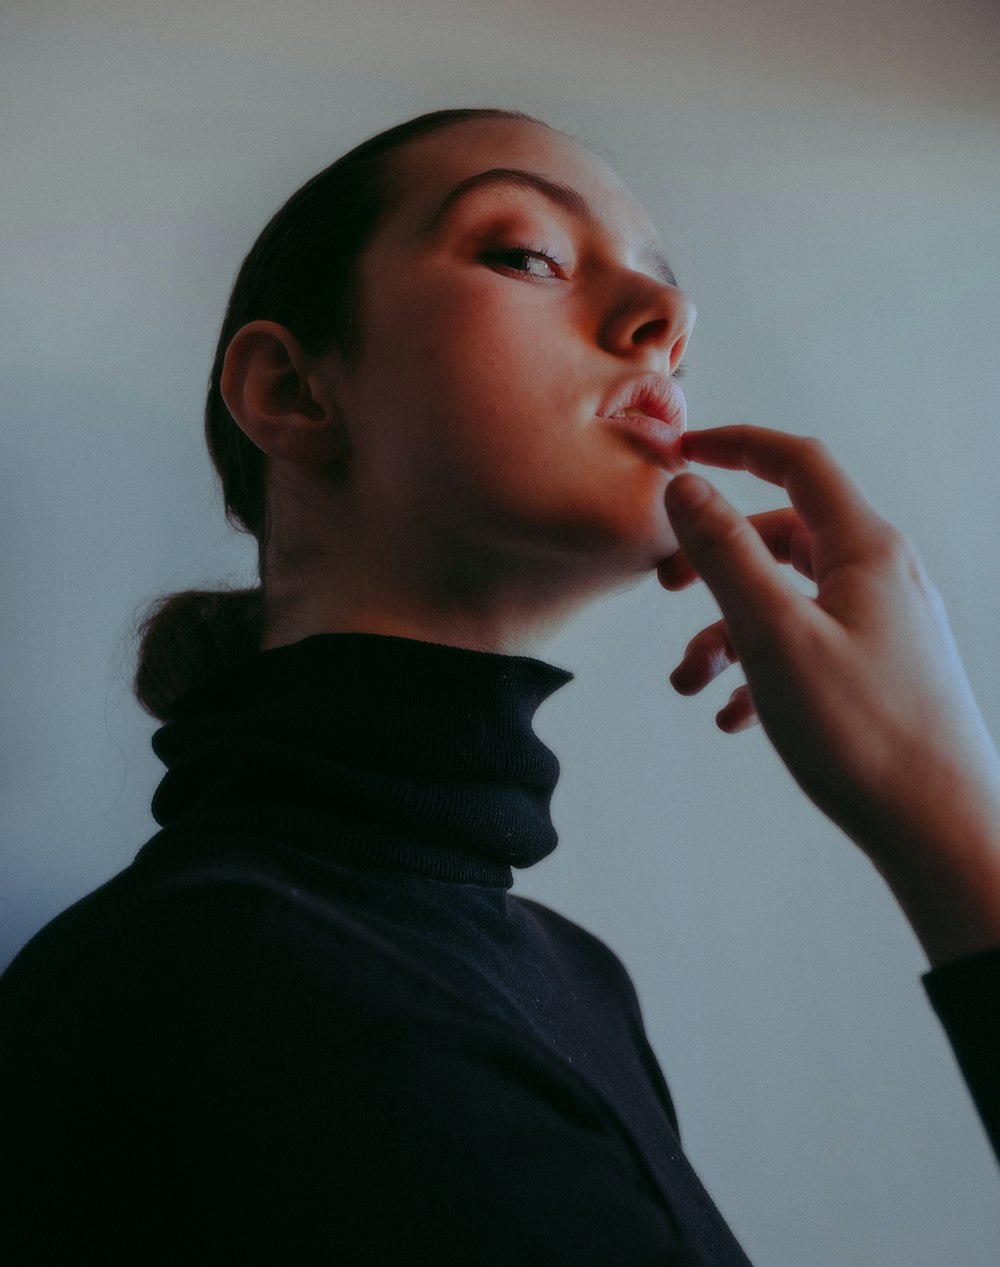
385;117;662;249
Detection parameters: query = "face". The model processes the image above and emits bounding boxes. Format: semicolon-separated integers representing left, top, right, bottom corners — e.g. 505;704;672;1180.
326;118;696;585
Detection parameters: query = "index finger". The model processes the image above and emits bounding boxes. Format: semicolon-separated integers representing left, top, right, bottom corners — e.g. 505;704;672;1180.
681;425;885;548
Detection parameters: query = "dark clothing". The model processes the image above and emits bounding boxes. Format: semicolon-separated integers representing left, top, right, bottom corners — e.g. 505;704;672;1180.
0;634;995;1264
923;947;1000;1168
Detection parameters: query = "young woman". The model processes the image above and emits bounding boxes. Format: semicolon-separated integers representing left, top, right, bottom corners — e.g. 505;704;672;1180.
1;107;998;1264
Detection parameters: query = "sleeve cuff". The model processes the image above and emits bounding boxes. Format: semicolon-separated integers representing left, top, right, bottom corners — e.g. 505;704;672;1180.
922;946;1000;1165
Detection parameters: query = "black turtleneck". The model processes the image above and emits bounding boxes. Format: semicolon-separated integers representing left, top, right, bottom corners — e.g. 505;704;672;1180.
0;634;997;1264
150;632;571;885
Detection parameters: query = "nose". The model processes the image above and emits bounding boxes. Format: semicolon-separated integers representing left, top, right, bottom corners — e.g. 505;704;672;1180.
599;274;696;375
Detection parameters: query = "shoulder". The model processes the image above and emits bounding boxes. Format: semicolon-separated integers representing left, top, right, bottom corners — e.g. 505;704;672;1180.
510;892;679;1131
0;838;615;1143
0;835;459;1046
0;848;682;1262
512;893;643;1003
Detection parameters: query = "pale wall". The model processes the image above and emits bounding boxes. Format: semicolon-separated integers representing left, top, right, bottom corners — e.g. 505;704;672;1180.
3;1;999;1262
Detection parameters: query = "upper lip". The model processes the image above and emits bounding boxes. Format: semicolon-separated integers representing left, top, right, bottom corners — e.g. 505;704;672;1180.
598;373;687;434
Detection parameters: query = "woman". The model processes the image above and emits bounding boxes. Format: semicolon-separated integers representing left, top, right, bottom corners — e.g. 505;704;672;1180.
1;106;998;1264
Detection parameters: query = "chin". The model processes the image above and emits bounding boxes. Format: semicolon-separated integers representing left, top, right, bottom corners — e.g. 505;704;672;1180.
652;523;681;564
583;521;681;587
506;487;678;581
611;503;680;570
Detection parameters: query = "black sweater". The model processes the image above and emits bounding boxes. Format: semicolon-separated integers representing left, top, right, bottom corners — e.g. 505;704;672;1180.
0;634;996;1265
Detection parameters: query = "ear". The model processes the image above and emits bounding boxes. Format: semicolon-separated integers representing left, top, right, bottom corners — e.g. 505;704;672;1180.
219;320;347;464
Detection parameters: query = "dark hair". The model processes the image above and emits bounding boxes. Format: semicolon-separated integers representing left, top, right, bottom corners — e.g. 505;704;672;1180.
133;106;546;722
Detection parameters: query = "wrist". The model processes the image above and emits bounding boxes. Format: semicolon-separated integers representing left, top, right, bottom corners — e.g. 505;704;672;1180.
868;800;1000;968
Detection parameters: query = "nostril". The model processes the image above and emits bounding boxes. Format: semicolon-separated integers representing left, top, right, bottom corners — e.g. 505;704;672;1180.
632;317;671;346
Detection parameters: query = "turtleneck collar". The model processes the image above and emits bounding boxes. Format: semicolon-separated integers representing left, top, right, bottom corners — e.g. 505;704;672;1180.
149;633;573;888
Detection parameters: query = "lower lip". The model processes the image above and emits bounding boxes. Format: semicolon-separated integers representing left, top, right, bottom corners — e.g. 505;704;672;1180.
601;413;688;473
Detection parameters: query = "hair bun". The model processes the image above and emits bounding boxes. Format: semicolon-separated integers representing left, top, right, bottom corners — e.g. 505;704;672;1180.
133;587;264;723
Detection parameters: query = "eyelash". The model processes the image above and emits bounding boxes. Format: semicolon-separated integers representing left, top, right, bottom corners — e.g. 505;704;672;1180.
482;243;566;278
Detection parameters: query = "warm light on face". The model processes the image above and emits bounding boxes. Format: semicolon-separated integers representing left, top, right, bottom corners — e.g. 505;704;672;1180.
327;118;695;585
423;166;679;290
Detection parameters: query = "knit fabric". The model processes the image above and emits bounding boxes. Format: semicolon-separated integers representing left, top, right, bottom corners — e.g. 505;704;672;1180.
0;633;996;1262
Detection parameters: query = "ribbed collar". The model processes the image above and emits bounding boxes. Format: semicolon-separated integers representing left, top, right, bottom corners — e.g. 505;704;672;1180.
149;633;573;888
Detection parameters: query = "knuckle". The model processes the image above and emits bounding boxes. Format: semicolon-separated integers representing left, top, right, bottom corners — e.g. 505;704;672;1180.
795;435;829;464
869;525;936;592
687;620;729;659
879;524;916;567
699;511;748;553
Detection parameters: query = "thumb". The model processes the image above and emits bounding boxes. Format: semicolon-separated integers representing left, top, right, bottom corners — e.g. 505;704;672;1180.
664;473;797;648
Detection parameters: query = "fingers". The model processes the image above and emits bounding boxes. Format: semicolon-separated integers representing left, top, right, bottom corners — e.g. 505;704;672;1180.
680;425;885;552
661;427;883;740
716;684;759;733
669;617;759;733
670;618;737;694
658;506;812;591
664;473;803;652
668;612;760;734
668;621;759;731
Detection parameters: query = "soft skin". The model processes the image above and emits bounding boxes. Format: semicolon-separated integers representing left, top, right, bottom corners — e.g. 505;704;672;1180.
220;117;694;654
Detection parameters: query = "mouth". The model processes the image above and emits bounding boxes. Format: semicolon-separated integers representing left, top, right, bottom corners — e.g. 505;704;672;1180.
598;374;688;473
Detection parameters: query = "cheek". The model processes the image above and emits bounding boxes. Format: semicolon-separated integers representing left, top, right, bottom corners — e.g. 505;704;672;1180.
383;270;555;373
357;273;674;555
386;314;563;457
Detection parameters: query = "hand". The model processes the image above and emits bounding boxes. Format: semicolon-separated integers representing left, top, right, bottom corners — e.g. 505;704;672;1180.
658;425;1000;964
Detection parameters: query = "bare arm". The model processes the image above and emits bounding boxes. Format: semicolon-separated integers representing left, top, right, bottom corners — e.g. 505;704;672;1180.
658;425;1000;968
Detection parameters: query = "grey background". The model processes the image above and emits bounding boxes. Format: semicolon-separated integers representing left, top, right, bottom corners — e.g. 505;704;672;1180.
3;0;999;1262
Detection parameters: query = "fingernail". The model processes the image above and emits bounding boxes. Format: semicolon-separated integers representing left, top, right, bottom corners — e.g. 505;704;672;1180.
669;662;695;693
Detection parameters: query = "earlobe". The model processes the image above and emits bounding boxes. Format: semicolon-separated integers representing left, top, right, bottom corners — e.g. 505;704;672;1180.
219;320;347;464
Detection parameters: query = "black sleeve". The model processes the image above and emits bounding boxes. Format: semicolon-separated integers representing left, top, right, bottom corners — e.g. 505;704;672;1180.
923;946;1000;1165
0;885;702;1266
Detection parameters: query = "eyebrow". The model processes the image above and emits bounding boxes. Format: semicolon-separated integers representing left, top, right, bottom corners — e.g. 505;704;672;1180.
423;166;678;289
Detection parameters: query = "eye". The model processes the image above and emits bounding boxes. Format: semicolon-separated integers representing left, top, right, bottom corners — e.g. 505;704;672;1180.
481;245;565;279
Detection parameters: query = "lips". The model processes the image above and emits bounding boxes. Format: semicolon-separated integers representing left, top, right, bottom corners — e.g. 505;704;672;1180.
598;373;688;472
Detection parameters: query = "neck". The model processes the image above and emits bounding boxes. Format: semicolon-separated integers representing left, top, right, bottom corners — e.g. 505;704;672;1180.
261;524;639;657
